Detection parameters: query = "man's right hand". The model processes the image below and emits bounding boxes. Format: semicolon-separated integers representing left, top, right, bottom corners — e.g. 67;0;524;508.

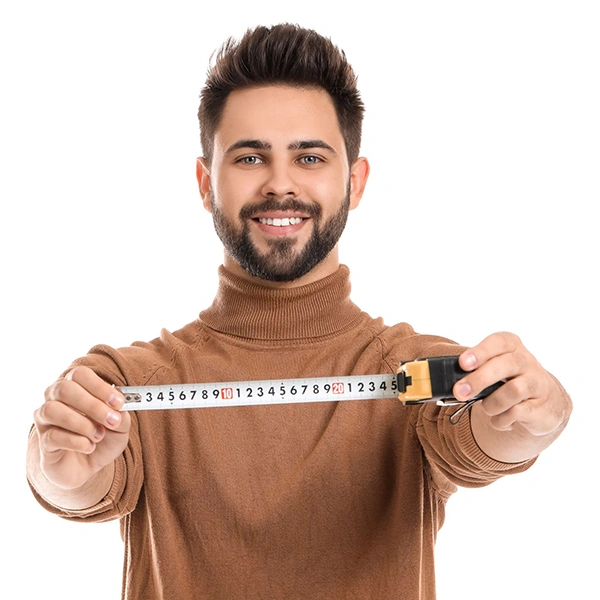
32;366;131;491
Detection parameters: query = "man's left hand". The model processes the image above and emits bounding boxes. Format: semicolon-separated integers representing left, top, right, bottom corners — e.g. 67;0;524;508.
453;332;571;436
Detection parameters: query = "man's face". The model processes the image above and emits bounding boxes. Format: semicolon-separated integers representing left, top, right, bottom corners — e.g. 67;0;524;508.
197;85;367;283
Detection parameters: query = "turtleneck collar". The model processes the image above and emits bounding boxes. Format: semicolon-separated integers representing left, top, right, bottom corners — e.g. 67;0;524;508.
199;265;363;341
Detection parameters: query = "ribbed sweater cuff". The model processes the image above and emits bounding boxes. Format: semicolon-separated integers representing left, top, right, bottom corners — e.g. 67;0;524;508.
457;410;536;471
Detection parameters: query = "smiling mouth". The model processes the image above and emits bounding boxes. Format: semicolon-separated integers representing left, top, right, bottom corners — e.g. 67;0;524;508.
255;217;305;227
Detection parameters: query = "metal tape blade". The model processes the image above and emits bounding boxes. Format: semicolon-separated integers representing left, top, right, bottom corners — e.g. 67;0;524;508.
120;374;398;411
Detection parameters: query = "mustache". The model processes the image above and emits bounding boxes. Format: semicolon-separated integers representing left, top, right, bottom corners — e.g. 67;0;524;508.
239;198;322;220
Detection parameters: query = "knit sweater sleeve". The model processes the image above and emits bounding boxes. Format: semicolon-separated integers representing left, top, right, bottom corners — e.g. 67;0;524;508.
413;403;535;496
26;342;155;522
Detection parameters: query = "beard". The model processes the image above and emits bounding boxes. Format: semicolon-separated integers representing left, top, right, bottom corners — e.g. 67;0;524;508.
210;186;351;282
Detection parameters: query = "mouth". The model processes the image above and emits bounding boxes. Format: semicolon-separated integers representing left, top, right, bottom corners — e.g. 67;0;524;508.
255;216;305;227
251;212;310;236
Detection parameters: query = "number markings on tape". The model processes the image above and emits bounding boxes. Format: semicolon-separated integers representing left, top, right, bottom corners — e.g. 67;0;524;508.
120;374;399;411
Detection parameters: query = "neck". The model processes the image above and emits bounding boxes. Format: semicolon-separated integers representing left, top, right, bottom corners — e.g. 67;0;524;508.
199;262;361;341
222;247;341;289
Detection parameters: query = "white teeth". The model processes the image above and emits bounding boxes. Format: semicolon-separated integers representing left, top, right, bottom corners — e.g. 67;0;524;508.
258;217;304;226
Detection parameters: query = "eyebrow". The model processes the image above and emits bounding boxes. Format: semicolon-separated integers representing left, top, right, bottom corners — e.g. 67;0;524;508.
225;139;272;154
288;139;337;154
224;139;337;155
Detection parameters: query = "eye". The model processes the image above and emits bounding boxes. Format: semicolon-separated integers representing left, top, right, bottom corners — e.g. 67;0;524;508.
237;155;264;165
298;155;323;166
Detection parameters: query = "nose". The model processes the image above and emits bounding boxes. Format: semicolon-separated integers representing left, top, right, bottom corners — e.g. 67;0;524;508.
260;161;300;199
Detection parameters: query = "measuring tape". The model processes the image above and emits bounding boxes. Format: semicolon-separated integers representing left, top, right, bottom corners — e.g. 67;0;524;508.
120;374;398;411
119;355;502;414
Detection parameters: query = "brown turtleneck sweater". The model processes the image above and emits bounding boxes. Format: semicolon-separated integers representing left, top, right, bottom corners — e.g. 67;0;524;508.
28;266;533;599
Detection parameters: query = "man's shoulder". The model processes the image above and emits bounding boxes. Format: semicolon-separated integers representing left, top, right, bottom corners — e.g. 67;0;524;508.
63;318;206;387
375;322;466;365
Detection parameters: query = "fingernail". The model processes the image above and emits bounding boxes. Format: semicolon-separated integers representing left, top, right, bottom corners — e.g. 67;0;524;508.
457;382;471;399
108;394;123;409
93;426;103;441
463;353;476;369
106;411;120;427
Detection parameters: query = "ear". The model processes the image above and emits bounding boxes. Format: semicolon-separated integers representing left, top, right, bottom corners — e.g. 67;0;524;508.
196;158;212;212
348;157;370;210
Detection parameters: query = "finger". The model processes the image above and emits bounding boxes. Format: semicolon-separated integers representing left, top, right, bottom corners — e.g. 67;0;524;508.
454;352;530;401
66;366;124;410
459;332;522;372
479;375;540;417
39;425;98;455
45;378;126;432
34;400;106;443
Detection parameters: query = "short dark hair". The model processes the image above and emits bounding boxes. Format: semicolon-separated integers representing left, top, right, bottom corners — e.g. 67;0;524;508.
198;24;364;165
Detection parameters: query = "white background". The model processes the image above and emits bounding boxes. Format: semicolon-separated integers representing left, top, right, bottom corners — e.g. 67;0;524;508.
1;1;598;598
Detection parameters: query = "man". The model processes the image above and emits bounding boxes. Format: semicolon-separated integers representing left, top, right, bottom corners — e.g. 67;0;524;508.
27;24;572;599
